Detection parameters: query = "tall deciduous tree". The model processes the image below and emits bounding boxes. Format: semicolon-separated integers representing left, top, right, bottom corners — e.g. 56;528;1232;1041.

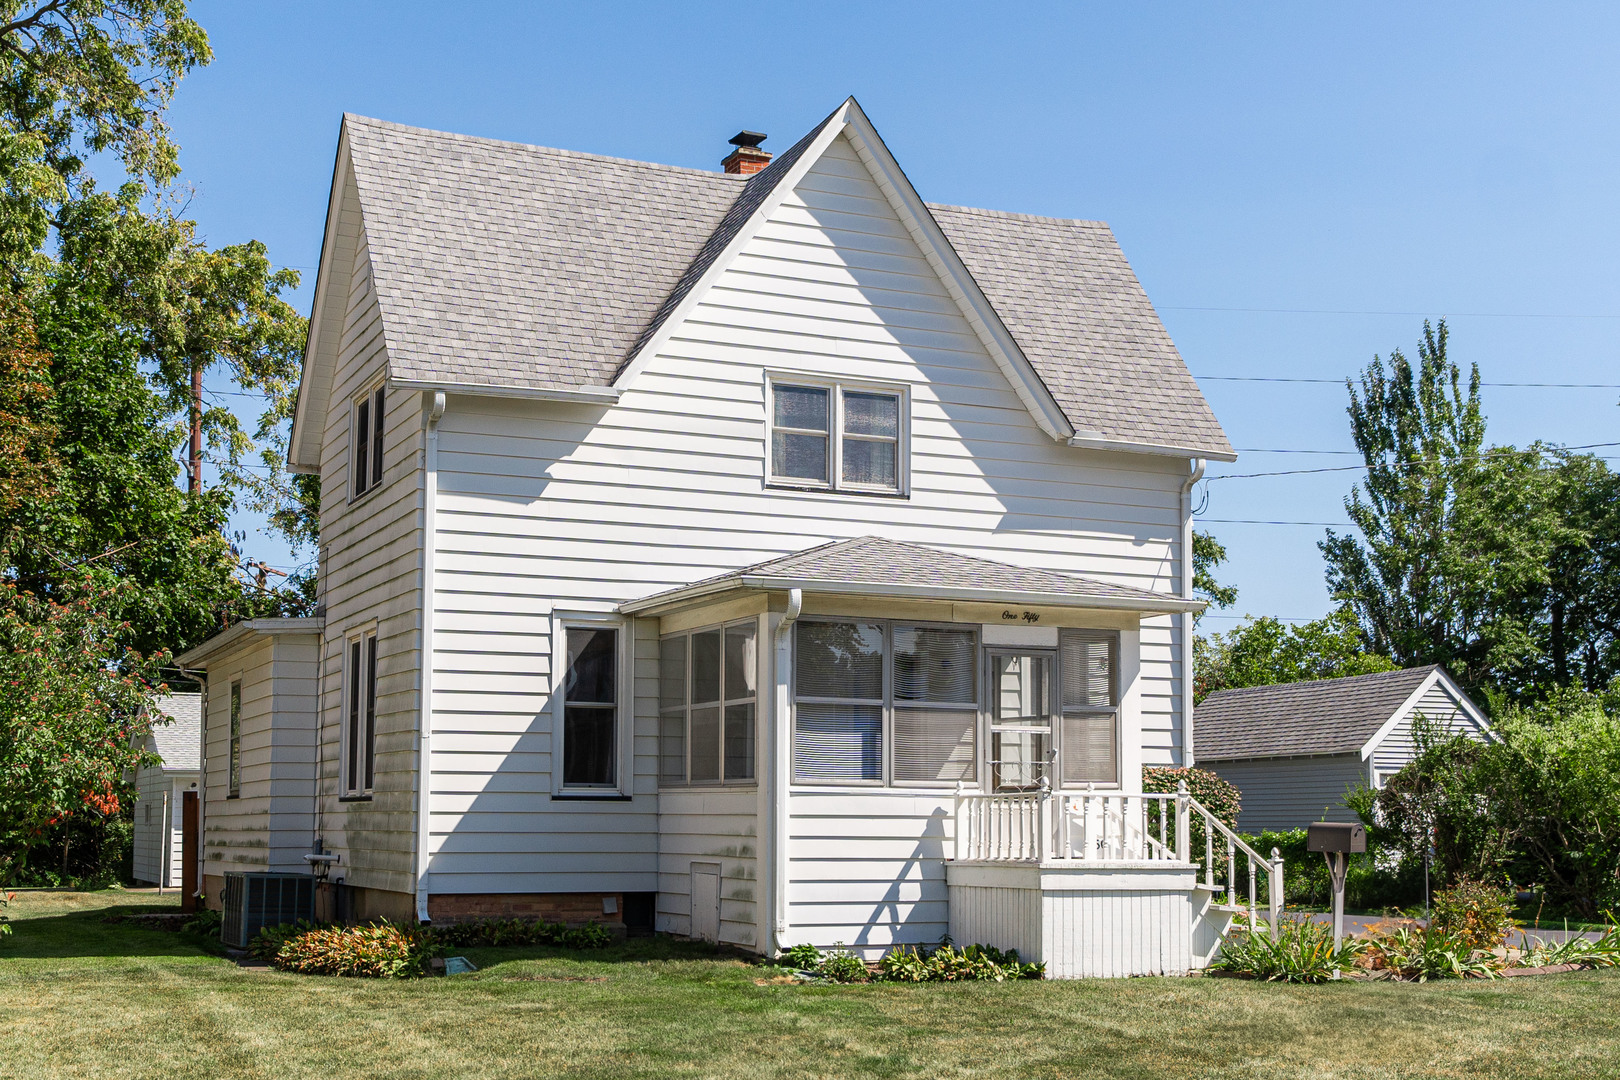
1195;609;1396;701
1321;321;1568;692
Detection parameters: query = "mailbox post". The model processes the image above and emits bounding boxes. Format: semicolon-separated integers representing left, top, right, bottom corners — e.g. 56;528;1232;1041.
1307;822;1366;978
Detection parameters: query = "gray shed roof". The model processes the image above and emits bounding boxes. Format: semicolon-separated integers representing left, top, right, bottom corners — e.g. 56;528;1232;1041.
147;693;201;772
1194;667;1442;761
338;107;1231;457
623;535;1199;615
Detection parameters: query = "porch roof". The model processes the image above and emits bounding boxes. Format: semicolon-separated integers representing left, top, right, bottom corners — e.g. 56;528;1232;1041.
620;536;1201;616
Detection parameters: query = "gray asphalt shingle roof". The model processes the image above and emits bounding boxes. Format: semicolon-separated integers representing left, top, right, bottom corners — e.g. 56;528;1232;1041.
625;535;1192;613
341;111;1231;457
147;693;201;771
1194;667;1440;761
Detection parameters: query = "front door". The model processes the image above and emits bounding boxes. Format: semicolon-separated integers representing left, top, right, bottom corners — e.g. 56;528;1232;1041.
987;650;1055;791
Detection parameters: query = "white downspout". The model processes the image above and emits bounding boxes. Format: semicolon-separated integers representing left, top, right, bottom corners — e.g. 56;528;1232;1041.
416;391;446;923
1181;458;1206;768
768;588;803;957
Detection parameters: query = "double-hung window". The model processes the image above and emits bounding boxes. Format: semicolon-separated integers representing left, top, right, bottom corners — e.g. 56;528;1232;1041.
1058;629;1119;786
767;378;905;495
344;630;378;796
561;625;619;789
659;619;758;786
792;620;976;786
352;384;385;498
228;681;242;798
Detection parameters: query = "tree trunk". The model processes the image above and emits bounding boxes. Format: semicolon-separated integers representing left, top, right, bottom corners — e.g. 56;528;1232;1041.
189;361;202;495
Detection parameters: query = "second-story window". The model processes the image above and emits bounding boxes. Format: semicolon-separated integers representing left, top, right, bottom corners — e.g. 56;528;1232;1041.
353;385;385;498
767;377;905;495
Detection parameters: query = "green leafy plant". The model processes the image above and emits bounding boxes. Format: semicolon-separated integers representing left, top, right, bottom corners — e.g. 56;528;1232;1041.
1212;918;1366;983
246;917;314;959
816;943;869;984
180;907;222;937
270;921;433;979
778;943;823;970
1143;766;1242;864
1430;878;1516;952
0;889;12;942
1521;916;1620;969
423;916;612;950
877;943;1043;983
1363;924;1501;981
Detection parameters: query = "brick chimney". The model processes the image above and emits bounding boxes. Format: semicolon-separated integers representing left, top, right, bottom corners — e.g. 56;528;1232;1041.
722;130;771;175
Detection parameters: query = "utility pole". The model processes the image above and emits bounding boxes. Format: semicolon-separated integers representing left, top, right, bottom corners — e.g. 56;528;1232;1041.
189;360;203;495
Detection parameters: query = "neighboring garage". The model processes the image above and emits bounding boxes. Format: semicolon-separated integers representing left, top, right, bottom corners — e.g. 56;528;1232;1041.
1194;665;1491;833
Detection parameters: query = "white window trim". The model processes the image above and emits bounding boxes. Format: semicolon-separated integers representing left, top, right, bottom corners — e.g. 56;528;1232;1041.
551;610;633;797
764;373;910;497
350;380;386;503
340;623;379;798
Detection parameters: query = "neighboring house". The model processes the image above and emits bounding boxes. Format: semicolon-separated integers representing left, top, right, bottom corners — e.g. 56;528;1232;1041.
131;693;202;888
1195;665;1492;833
177;97;1252;976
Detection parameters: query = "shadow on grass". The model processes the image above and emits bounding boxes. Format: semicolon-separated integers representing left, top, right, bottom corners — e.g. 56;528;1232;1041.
2;901;218;961
449;935;747;970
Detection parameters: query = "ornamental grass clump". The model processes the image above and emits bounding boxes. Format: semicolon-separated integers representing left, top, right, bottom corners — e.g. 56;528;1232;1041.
269;922;434;979
1362;924;1502;981
1522;919;1620;969
1212;918;1365;983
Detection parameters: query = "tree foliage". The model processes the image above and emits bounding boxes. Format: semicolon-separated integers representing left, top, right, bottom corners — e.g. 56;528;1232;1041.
1321;321;1570;693
0;572;165;881
1195;609;1396;701
1192;530;1237;616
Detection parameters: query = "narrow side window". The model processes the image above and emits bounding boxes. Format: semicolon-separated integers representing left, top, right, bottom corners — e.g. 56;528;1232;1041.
353;396;371;496
228;681;242;797
370;386;385;490
562;626;618;788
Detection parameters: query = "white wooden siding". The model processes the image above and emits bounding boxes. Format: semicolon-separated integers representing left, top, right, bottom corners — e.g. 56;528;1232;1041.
655;789;759;948
133;765;192;886
314;175;426;898
1210;754;1368;833
202;633;321;882
1371;683;1485;774
421;130;1190;904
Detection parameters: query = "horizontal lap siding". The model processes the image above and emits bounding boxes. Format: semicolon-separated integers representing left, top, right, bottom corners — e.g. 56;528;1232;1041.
317;210;424;897
1210;755;1368;833
422;131;1187;900
132;762;166;885
203;640;275;876
786;791;952;951
1372;684;1485;774
656;789;760;947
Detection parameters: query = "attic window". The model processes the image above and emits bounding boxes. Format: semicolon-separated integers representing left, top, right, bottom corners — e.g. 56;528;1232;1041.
767;376;906;496
352;385;385;498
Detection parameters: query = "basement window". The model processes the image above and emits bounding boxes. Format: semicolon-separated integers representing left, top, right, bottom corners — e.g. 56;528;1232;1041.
766;377;906;495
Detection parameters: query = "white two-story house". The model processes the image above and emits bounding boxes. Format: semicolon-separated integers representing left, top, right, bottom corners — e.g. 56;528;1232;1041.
178;98;1256;977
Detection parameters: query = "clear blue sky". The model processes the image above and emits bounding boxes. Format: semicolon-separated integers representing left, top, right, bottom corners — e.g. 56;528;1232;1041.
170;1;1620;622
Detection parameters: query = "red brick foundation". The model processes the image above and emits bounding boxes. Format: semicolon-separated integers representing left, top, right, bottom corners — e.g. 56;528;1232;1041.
427;892;625;927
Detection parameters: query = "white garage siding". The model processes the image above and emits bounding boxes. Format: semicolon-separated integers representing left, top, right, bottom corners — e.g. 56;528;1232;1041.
1370;682;1487;776
1208;754;1369;834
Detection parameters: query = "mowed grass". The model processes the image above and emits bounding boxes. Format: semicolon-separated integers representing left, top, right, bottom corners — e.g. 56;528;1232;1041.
4;892;1620;1079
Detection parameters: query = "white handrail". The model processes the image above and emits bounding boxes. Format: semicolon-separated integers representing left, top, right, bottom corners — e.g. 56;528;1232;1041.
951;780;1284;931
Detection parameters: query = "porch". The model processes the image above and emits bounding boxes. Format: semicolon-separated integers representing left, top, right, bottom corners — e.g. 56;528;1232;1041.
947;784;1284;977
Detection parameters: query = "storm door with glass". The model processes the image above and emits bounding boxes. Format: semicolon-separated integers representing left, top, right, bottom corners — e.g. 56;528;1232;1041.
987;650;1055;791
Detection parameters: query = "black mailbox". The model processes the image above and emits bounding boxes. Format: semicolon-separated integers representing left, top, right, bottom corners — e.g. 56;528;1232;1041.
1307;822;1366;854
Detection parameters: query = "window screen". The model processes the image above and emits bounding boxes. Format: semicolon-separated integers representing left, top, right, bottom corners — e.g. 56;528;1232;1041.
793;621;883;783
841;391;899;489
659;619;758;786
771;385;829;483
892;627;975;783
1059;629;1118;786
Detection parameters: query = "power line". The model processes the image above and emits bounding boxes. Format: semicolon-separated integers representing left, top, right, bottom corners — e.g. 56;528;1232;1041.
1205;441;1620;480
1198;375;1620;388
1197;518;1353;527
1165;305;1620;320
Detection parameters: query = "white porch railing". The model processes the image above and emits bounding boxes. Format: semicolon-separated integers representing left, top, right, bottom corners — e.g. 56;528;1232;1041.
953;780;1284;931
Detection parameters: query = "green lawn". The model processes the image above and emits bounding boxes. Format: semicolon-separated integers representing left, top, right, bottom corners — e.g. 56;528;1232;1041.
4;891;1620;1079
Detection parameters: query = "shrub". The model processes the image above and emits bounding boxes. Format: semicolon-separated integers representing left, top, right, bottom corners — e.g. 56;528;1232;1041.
1429;878;1516;952
423;916;612;950
778;943;823;970
875;943;1043;983
1143;767;1242;866
271;921;433;979
247;918;316;959
181;908;222;938
817;944;869;983
1212;918;1365;983
0;889;11;943
1522;920;1620;969
1250;826;1422;912
1362;924;1501;981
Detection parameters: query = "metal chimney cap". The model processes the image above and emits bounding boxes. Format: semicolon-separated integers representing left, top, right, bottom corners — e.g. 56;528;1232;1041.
729;130;767;148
